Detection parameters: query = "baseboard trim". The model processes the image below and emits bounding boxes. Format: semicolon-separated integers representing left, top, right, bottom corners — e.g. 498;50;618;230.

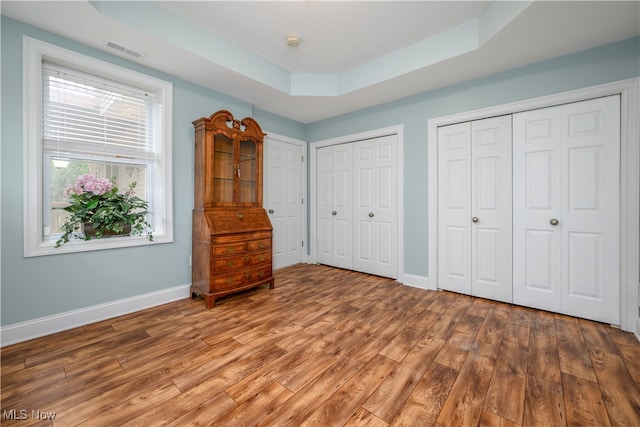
1;284;191;347
402;274;436;291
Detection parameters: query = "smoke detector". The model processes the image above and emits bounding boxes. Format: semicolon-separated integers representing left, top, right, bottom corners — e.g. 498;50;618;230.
286;35;300;48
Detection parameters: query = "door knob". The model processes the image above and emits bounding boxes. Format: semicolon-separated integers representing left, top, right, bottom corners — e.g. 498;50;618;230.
368;212;375;218
550;218;559;226
472;217;479;223
268;209;274;214
331;210;337;216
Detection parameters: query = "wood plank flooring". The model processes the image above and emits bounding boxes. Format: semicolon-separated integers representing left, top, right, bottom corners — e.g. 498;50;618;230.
2;264;640;426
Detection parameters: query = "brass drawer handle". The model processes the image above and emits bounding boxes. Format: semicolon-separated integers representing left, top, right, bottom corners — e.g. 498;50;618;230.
244;256;250;263
236;212;244;219
259;255;265;262
226;277;234;285
226;260;235;267
258;242;265;248
225;246;236;253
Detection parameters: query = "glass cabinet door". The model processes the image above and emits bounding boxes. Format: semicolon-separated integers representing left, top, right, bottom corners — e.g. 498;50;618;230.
238;139;257;204
213;134;234;203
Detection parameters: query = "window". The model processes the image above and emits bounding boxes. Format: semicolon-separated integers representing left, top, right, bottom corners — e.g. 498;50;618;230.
24;37;173;256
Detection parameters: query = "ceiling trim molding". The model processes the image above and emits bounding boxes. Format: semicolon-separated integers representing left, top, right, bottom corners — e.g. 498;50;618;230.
90;0;532;97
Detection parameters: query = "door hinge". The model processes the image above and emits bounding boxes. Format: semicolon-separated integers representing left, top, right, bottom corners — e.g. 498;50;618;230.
302;241;304;247
302;155;304;162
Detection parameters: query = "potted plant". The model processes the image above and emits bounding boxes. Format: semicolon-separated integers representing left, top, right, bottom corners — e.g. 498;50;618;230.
55;174;153;247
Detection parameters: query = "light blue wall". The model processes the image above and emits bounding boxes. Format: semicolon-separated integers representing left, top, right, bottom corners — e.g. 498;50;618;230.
0;17;303;326
253;108;306;141
2;13;639;328
307;36;640;277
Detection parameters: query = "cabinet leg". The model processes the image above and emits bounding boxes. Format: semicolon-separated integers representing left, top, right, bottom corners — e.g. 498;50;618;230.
190;286;215;308
204;295;217;309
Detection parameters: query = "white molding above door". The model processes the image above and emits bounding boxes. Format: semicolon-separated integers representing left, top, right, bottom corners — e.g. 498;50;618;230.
427;78;639;332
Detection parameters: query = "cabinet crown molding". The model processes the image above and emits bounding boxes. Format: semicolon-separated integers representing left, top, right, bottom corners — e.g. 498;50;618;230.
193;110;266;141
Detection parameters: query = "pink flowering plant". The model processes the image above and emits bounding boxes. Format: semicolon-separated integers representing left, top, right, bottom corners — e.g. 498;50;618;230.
55;174;153;247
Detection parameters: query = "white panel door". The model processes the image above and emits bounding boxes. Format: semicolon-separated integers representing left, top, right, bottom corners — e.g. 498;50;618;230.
437;116;512;301
513;96;620;324
471;116;512;303
438;122;472;294
265;137;304;269
353;135;398;278
513;107;563;312
317;144;353;269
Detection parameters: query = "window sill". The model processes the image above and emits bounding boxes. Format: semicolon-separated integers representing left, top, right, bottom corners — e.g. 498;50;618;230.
25;234;172;257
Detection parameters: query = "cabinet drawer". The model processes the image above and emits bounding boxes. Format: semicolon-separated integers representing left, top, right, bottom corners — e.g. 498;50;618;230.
245;250;271;266
212;272;250;291
212;242;246;256
212;256;245;272
212;250;271;273
249;266;273;281
254;264;273;280
247;239;271;251
211;266;272;291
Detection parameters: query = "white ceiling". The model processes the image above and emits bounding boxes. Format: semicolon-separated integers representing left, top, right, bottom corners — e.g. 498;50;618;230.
2;1;639;123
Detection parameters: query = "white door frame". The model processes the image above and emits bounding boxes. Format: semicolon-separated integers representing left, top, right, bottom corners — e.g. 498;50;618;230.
264;131;308;266
427;78;639;333
310;125;404;282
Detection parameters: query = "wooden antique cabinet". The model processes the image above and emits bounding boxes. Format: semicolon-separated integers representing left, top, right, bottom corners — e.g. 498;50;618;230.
191;110;274;308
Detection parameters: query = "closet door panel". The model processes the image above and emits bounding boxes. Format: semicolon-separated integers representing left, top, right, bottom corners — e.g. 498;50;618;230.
513;107;563;312
353;135;398;278
524;229;555;291
317;144;352;269
438;123;472;294
561;95;620;324
317;147;335;265
471;116;512;303
332;144;353;269
370;137;397;277
334;214;350;262
513;95;620;324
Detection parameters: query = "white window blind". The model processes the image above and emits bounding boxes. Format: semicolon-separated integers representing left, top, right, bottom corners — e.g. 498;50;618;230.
42;62;157;160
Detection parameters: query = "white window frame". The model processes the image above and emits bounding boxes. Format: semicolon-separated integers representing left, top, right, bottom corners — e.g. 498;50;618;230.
23;36;174;256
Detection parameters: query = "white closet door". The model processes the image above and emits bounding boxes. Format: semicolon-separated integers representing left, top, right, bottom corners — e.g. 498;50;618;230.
513;95;620;324
317;144;352;269
265;137;304;269
471;116;513;303
353;135;398;279
438;116;512;301
513;106;564;312
438;122;472;294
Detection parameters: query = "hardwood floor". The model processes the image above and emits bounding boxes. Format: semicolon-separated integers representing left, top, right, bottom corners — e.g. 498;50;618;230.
2;264;640;426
